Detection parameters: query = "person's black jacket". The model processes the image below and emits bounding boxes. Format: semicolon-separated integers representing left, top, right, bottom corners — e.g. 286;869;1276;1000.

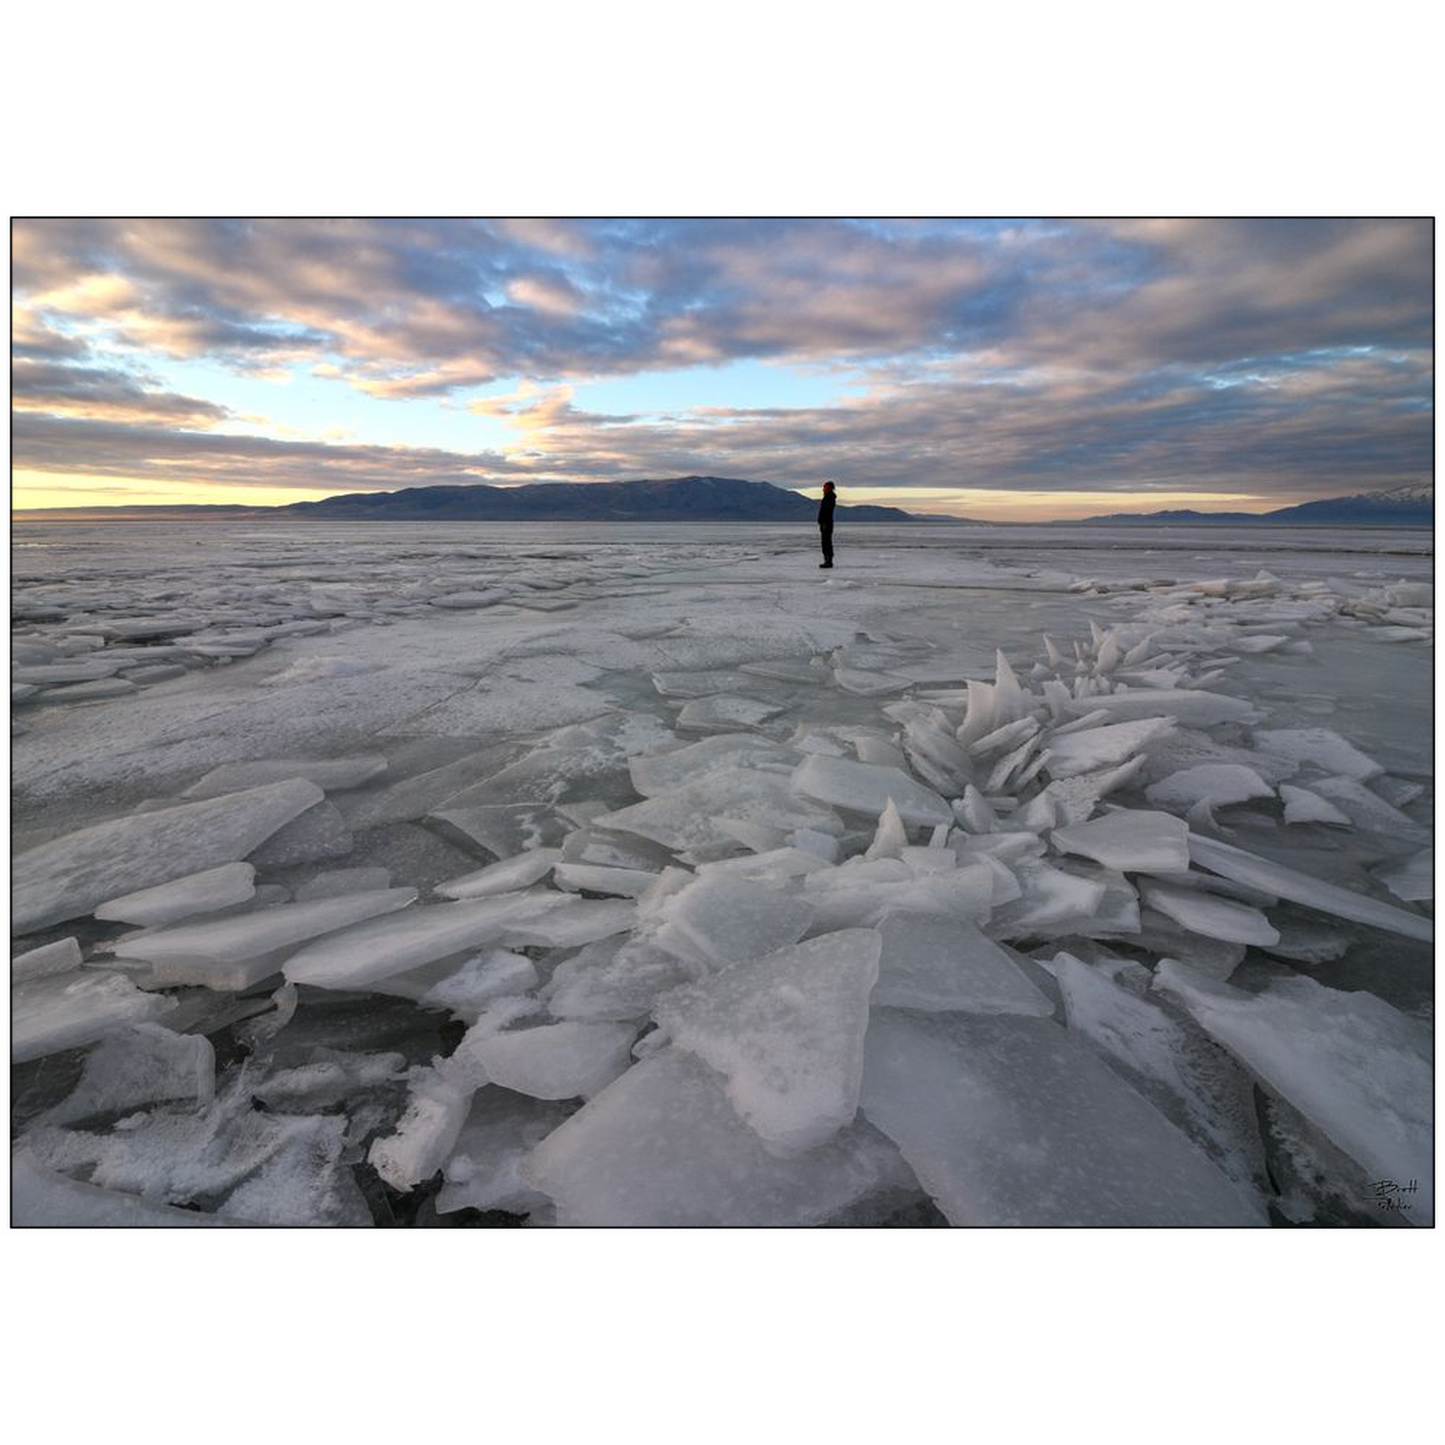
818;492;836;525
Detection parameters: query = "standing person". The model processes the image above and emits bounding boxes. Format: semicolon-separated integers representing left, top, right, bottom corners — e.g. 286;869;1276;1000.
817;480;836;568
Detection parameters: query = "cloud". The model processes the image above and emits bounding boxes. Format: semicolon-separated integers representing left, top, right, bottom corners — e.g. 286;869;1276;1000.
11;355;233;428
10;218;1433;506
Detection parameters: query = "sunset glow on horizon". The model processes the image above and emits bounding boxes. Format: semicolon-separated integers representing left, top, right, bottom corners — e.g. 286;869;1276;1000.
11;219;1433;520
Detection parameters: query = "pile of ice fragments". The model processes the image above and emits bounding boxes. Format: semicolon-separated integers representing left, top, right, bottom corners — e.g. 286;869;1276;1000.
11;566;1433;1226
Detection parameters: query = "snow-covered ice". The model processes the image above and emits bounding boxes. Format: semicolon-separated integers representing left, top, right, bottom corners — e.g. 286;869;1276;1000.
10;519;1432;1226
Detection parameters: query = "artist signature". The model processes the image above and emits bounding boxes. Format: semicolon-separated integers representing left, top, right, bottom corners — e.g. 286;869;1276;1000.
1368;1180;1419;1212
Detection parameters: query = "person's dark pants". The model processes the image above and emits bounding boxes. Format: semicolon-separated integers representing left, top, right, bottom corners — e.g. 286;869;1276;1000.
819;523;833;566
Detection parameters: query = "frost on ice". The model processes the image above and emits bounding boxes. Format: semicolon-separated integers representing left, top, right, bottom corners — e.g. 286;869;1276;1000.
10;524;1433;1225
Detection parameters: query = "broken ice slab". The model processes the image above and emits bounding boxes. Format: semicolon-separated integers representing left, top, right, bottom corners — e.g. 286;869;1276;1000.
860;1009;1265;1226
1252;727;1383;780
284;892;578;988
429;802;569;860
435;848;562;899
437;1089;575;1216
627;734;794;798
546;938;692;1023
790;754;953;827
11;1149;238;1227
1145;764;1275;811
651;669;759;698
1062;690;1258;726
429;589;512;609
805;861;996;933
1154;963;1434;1224
1140;880;1279;946
13;968;177;1063
248;799;354;867
595;770;842;862
367;1068;474;1191
863;798;909;860
1051;810;1190;875
1052;954;1268;1202
183;756;388;798
696;846;831;885
11;659;125;685
495;900;632;950
833;667;911;696
11;779;324;936
676;694;785;731
1045;718;1175;779
418;949;539;1021
523;1047;914;1226
46;678;139;702
553;862;659;897
989;861;1108;936
1373;849;1433;903
653;875;814;969
739;658;830;685
1279;784;1352;827
113;888;418;989
1188;835;1433;943
471;1021;638;1101
1304;776;1431;843
39;1023;215;1126
12;937;83;982
655;929;881;1152
94;862;256;927
873;912;1053;1015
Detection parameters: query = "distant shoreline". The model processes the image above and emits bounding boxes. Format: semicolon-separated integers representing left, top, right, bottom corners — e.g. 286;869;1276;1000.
11;506;1434;529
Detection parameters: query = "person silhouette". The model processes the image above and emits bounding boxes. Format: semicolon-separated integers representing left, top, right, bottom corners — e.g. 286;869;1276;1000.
818;480;836;568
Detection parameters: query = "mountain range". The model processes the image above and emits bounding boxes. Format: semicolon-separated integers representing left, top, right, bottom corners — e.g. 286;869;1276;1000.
283;475;919;522
1078;483;1433;527
11;477;1433;526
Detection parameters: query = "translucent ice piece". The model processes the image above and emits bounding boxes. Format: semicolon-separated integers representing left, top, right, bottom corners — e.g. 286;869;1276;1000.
524;1048;912;1225
655;929;881;1151
791;754;953;827
12;779;323;935
860;1009;1264;1225
654;875;814;968
1051;810;1190;874
873;912;1052;1015
94;862;256;927
472;1021;637;1101
1139;880;1278;946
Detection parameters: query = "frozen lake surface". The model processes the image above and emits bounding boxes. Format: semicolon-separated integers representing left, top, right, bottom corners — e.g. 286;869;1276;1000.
10;520;1434;1225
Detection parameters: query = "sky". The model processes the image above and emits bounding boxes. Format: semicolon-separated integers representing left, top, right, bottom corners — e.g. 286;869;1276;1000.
10;217;1434;520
